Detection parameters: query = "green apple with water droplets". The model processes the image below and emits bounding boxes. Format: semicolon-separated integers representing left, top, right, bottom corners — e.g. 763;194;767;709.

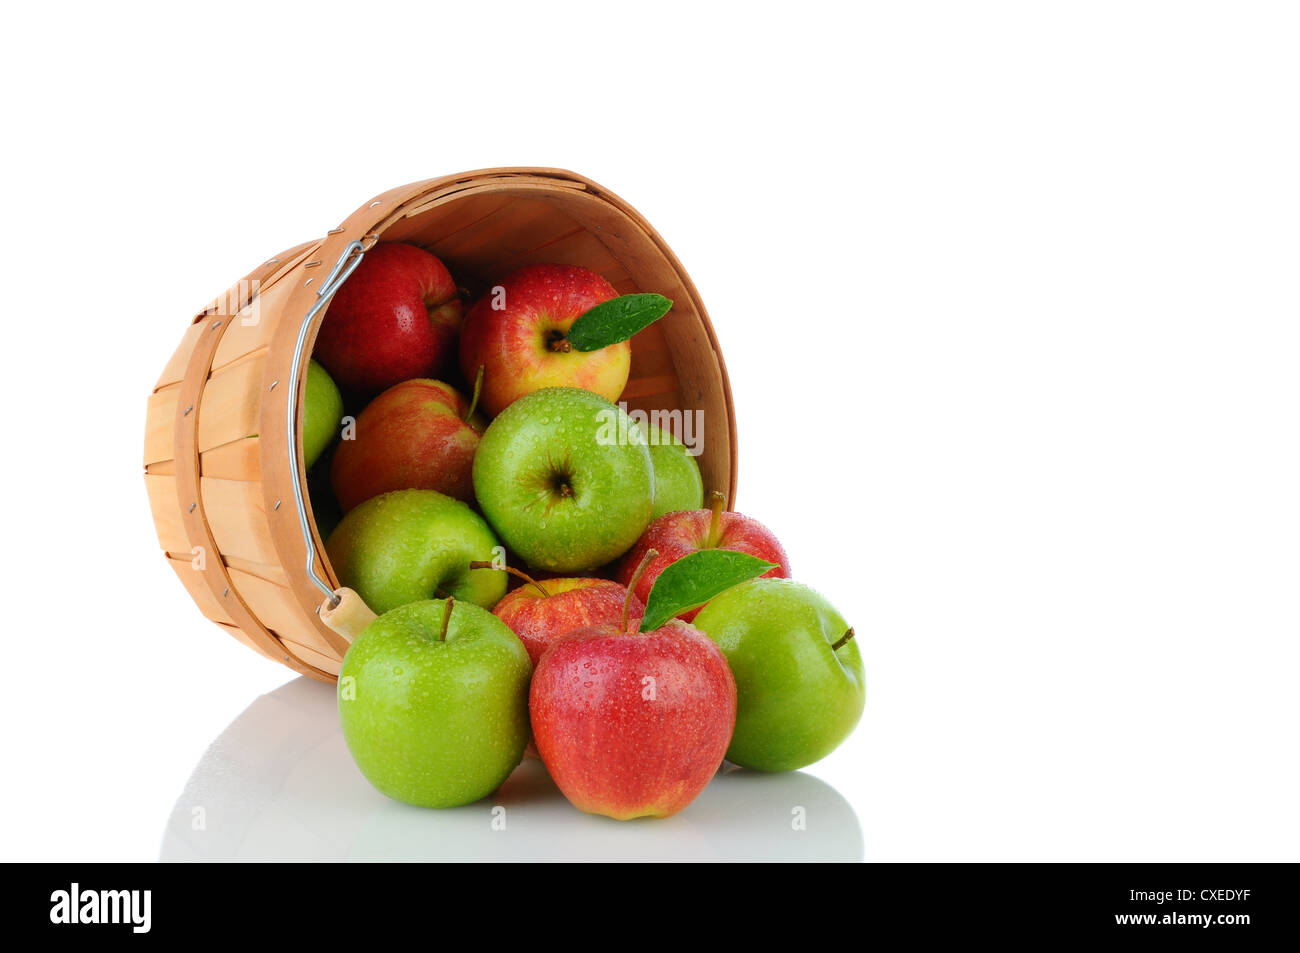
693;578;864;771
338;598;532;808
326;488;506;614
641;421;704;519
472;387;654;572
303;359;343;469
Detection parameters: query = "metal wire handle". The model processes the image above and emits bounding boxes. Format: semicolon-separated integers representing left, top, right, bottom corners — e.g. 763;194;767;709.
287;240;366;609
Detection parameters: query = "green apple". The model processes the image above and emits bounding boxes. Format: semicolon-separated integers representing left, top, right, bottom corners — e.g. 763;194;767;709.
472;387;654;572
326;489;506;614
339;598;532;808
641;421;704;519
693;578;864;771
303;359;343;469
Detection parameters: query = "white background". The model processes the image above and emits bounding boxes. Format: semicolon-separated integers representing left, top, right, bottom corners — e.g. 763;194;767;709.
1;1;1297;861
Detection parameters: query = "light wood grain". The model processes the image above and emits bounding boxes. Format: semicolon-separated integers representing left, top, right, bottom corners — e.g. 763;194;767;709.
143;387;179;467
222;553;289;588
227;567;340;657
197;351;265;453
145;474;188;552
200;476;278;566
211;621;282;664
164;554;235;626
154;322;207;392
211;243;318;371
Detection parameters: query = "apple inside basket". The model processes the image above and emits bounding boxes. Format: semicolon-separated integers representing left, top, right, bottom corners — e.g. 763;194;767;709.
143;170;736;682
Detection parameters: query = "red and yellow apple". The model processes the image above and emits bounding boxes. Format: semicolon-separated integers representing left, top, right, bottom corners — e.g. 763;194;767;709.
458;264;628;416
331;379;484;512
617;492;790;622
314;242;462;395
487;570;644;666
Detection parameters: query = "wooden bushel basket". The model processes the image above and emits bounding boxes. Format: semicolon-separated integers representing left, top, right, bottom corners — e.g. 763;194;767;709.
144;168;737;682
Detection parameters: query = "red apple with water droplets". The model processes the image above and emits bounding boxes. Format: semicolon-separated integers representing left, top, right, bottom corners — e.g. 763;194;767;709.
331;377;485;511
473;563;643;667
617;491;789;623
315;242;462;395
458;263;628;416
528;552;736;820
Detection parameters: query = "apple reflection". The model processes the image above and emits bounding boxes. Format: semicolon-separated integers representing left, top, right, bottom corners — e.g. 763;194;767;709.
161;677;863;862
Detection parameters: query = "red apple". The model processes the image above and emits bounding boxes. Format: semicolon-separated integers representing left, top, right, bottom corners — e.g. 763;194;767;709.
331;379;484;511
314;242;462;395
529;616;736;819
487;569;644;667
458;263;628;416
617;491;790;622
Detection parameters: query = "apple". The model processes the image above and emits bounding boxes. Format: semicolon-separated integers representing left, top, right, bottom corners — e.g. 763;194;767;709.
325;488;507;614
641;421;703;519
458;264;627;416
692;578;864;771
529;559;736;819
339;597;532;808
330;378;485;512
303;359;343;470
472;387;654;572
480;564;644;666
314;242;462;396
618;491;789;622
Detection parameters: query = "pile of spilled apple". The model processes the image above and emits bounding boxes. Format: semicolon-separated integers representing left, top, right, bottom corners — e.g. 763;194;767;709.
301;242;864;820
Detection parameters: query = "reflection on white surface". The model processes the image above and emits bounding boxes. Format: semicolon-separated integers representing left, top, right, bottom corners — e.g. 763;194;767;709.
161;677;863;862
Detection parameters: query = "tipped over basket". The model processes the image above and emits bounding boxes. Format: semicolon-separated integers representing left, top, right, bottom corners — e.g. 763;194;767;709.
143;168;737;682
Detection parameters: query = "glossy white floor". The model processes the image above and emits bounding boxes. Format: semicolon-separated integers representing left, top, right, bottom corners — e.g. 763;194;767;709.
160;678;862;862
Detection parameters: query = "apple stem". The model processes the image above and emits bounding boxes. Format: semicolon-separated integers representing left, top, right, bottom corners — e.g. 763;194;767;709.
549;337;572;353
705;490;726;548
468;560;550;598
830;627;855;652
438;597;455;642
623;548;658;632
464;364;484;422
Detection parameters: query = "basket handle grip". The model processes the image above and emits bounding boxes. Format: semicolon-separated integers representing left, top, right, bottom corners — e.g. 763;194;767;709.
319;587;377;644
286;240;367;610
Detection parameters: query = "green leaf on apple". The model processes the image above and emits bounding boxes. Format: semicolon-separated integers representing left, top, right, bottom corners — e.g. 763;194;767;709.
640;550;775;632
567;293;672;352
